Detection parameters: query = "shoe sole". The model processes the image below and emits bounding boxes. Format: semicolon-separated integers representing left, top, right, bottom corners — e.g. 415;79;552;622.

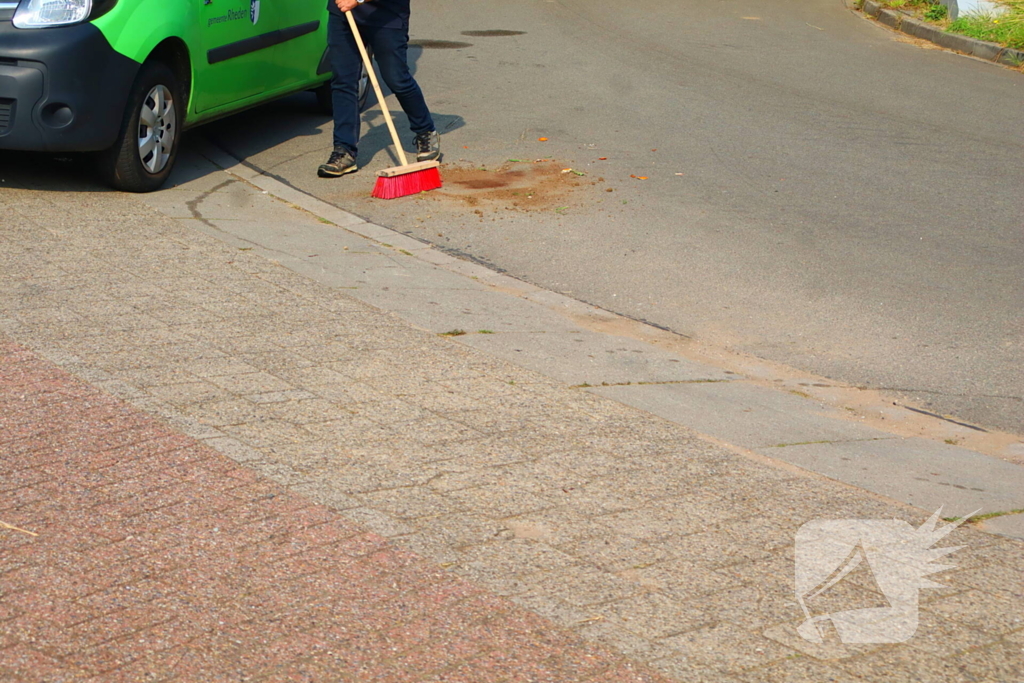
415;152;442;163
317;165;358;178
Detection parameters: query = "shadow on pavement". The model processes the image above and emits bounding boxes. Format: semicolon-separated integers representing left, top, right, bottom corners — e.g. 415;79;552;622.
202;44;463;169
0;43;460;194
0;150;111;193
204;45;464;171
0;89;332;195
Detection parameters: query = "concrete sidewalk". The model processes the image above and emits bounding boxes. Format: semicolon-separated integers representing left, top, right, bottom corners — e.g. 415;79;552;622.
1;155;1022;681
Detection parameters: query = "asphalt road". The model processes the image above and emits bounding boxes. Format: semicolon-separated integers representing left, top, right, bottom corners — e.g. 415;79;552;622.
13;0;1024;433
201;0;1023;434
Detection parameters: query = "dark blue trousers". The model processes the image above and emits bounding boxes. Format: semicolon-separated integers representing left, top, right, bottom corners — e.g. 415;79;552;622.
327;14;435;156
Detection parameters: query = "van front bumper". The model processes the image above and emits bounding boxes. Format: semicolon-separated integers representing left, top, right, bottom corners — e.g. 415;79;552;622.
0;21;140;152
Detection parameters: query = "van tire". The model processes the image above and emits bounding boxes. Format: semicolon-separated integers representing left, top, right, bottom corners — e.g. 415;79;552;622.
96;60;182;193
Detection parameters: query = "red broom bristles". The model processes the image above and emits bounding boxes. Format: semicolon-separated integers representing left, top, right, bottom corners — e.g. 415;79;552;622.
372;166;443;200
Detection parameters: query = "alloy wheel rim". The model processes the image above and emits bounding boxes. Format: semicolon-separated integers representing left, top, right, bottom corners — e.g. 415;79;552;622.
138;85;175;175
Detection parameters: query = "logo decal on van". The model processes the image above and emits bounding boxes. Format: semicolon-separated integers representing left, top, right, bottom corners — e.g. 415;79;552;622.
250;0;260;25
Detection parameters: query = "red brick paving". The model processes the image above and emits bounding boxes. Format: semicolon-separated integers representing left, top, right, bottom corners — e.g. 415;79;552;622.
0;338;670;682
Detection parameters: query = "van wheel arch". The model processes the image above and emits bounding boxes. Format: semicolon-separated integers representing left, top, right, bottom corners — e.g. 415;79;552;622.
147;38;193;116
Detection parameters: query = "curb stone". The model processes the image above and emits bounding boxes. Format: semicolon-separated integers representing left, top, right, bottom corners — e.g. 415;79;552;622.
859;0;1024;67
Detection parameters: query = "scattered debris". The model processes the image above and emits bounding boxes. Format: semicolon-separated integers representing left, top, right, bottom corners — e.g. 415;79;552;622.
538;137;549;141
576;615;606;625
0;521;38;537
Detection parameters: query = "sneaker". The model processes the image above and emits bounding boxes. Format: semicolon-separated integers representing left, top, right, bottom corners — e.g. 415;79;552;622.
414;130;441;163
317;148;357;178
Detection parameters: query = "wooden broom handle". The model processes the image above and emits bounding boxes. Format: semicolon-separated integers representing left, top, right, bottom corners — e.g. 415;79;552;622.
345;11;409;167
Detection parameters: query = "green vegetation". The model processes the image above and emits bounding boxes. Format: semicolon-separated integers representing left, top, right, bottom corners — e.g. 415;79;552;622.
942;509;1024;524
924;3;948;20
949;5;1024;50
868;0;1024;52
871;0;933;10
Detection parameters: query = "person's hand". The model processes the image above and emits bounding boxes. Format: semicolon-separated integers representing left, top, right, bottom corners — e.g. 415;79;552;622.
335;0;359;12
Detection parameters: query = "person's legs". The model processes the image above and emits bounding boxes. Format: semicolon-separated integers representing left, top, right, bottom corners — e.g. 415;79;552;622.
327;13;362;156
366;26;436;136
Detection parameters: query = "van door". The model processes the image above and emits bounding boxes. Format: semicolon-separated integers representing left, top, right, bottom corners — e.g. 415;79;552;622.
195;0;277;112
265;0;328;95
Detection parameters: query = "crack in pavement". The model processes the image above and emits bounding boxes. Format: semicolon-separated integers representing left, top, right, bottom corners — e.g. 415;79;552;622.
184;178;235;230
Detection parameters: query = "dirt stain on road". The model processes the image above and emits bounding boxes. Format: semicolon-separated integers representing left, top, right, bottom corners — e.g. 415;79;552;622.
429;161;589;211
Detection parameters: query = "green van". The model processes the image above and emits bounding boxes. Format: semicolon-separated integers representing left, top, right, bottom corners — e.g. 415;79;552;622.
0;0;357;191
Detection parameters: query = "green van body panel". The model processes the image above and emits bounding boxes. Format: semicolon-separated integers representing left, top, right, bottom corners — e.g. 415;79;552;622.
90;0;331;125
0;0;331;162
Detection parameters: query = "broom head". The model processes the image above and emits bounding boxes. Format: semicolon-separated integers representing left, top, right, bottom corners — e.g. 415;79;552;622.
373;160;442;200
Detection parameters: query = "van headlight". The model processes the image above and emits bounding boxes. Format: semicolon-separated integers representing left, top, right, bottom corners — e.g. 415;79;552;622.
13;0;93;28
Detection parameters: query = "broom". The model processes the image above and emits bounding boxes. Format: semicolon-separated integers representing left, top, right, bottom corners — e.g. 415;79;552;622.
345;11;442;199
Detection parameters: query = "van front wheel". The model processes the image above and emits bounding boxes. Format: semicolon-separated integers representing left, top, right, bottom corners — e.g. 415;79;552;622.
97;60;182;193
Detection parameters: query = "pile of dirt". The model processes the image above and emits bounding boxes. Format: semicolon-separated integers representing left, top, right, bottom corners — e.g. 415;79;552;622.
429;161;595;212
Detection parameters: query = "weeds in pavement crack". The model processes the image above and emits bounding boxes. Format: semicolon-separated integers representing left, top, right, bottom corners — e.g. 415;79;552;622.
942;509;1024;524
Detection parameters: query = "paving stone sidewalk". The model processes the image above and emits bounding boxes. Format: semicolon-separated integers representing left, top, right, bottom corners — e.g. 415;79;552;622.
1;187;1022;682
0;338;668;682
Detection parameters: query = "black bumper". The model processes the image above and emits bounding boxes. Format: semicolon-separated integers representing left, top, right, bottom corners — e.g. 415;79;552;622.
0;21;140;152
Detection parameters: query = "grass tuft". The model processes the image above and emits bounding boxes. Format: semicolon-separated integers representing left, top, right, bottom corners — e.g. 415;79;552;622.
942;508;1024;524
949;7;1024;50
924;3;948;20
871;0;1024;51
